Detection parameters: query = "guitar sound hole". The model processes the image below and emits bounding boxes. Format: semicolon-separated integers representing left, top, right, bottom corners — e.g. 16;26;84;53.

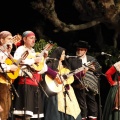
62;75;67;79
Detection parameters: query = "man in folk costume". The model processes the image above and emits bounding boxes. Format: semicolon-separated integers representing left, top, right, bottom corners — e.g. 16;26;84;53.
68;40;101;120
13;30;48;120
13;31;73;120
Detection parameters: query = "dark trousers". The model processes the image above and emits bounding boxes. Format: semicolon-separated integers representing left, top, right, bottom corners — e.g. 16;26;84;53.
73;88;98;118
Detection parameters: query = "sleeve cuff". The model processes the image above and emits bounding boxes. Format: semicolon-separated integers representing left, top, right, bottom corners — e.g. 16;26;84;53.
45;67;57;79
38;63;48;74
23;59;35;65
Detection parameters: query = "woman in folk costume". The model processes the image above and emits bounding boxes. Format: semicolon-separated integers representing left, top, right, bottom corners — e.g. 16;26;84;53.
103;61;120;120
43;46;86;120
13;30;48;120
0;31;18;120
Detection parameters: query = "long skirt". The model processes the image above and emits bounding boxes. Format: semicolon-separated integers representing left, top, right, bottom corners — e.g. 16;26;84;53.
103;85;118;120
13;84;44;119
42;85;82;120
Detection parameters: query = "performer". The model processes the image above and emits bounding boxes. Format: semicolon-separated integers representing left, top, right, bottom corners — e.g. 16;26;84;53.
0;31;18;120
68;40;101;120
13;30;48;120
103;61;120;120
42;46;86;120
0;105;3;113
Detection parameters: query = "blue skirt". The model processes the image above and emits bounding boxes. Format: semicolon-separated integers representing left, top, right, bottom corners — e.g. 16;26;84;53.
42;93;82;120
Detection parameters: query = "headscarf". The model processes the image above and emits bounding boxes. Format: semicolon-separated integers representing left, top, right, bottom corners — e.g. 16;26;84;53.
22;30;35;38
0;31;12;39
15;30;35;47
0;31;12;47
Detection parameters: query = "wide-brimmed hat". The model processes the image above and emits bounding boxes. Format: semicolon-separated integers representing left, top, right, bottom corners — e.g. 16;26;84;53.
74;40;91;49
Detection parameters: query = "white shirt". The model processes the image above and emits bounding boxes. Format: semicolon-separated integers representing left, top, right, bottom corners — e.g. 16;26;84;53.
14;45;48;75
0;51;11;72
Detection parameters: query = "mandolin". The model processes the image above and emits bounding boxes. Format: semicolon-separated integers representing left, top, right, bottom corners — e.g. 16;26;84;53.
5;50;29;80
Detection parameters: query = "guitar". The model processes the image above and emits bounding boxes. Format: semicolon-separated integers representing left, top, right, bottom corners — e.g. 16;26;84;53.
28;43;54;71
45;67;85;93
5;50;29;80
45;60;95;93
12;34;22;46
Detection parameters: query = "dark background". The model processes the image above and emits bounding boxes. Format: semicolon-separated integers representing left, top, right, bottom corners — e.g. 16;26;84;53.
0;0;115;117
0;0;115;50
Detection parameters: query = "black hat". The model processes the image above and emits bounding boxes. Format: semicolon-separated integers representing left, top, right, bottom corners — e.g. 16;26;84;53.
74;40;91;49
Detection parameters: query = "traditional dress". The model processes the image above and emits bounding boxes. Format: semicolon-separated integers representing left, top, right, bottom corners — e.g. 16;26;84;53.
103;61;120;120
43;47;82;120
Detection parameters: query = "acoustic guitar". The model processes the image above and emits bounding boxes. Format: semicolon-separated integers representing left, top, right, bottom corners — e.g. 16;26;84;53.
12;34;22;45
28;43;54;71
45;60;95;93
5;50;29;80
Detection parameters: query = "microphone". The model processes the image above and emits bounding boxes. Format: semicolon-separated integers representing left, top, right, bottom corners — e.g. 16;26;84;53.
65;55;77;58
101;52;112;57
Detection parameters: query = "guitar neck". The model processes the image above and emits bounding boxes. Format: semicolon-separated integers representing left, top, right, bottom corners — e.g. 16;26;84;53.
37;44;53;58
15;57;23;65
37;49;46;58
15;50;29;65
66;60;95;78
65;67;85;78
